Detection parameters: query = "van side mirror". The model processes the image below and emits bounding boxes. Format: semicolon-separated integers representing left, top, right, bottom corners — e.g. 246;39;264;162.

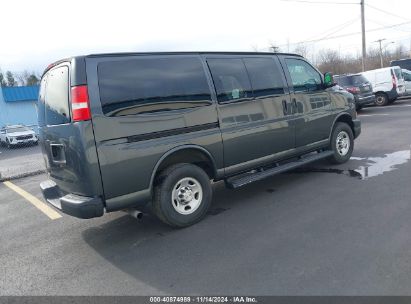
324;72;335;88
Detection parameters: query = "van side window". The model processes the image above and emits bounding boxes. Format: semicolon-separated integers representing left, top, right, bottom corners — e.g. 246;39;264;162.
45;66;70;125
243;58;285;97
98;57;212;116
285;58;322;92
207;59;252;103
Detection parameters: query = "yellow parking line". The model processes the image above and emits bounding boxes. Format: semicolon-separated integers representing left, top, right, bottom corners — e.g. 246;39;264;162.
3;181;62;220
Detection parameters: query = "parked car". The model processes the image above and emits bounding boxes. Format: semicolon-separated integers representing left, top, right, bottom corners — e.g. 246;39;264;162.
0;125;38;148
391;58;411;71
333;74;375;110
38;52;361;227
361;66;405;106
402;69;411;95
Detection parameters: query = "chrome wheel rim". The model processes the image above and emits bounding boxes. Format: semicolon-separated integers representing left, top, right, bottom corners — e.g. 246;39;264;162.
171;177;203;215
336;131;350;156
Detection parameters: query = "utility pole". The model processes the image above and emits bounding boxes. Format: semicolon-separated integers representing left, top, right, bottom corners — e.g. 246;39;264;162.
375;38;386;68
361;0;366;71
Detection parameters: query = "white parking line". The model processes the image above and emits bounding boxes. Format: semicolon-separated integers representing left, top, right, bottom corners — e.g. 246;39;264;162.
359;114;390;117
3;181;62;220
370;105;411;109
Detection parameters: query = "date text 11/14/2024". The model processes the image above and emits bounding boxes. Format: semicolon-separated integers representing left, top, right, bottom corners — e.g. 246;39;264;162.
149;296;258;303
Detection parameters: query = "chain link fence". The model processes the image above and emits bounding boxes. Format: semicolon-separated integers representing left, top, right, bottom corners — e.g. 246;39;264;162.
1;81;44;181
0;128;46;181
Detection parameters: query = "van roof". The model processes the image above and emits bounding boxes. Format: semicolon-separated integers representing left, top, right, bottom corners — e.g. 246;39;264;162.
43;51;303;75
391;58;411;63
86;51;303;57
334;73;363;77
362;66;399;73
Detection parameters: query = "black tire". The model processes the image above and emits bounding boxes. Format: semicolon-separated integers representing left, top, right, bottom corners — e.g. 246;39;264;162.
327;122;354;164
152;163;212;228
375;93;388;106
356;104;363;111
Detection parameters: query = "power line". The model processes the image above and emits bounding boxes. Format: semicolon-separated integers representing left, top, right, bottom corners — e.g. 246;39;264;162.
306;16;360;41
279;20;411;47
280;0;358;4
365;3;410;22
366;18;411;33
366;17;389;28
319;17;360;40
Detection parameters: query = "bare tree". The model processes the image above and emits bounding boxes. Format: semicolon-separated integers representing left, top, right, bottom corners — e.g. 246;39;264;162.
15;70;40;86
317;49;342;74
293;43;308;58
16;70;30;86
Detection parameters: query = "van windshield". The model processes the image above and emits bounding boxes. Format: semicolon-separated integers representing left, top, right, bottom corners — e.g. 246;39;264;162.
351;75;368;85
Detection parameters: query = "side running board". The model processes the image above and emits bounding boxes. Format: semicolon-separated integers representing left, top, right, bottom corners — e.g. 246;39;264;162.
225;150;334;189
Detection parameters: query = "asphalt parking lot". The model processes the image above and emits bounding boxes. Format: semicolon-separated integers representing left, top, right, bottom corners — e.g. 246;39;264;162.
1;98;411;296
0;144;44;180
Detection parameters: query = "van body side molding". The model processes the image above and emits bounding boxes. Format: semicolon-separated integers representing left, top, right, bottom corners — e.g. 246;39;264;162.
127;122;219;143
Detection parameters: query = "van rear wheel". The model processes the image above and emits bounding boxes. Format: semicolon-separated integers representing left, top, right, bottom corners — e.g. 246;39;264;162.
152;163;212;228
327;122;354;164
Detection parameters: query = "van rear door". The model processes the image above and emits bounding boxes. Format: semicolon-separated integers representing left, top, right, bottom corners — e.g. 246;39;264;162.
38;60;103;198
392;67;405;95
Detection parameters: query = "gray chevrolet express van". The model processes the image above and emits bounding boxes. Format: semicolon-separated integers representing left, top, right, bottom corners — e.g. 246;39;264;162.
38;52;361;227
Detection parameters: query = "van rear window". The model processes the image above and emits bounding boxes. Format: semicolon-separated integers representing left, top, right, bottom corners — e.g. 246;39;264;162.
98;57;212;116
45;66;70;125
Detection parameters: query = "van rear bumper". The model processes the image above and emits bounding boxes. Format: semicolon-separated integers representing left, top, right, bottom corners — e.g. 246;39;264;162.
40;180;104;219
355;94;375;106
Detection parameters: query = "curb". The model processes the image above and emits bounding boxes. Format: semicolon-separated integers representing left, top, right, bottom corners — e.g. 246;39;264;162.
0;169;47;182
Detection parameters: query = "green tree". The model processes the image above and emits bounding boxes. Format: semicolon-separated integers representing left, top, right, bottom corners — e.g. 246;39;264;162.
26;74;39;86
0;71;6;87
6;71;16;87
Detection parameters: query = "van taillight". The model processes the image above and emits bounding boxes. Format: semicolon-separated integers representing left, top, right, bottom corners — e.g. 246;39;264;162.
346;87;360;94
71;85;91;122
392;74;397;89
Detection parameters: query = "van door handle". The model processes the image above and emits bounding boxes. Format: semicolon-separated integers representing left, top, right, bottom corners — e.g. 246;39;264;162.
292;98;298;114
282;100;288;115
49;143;66;165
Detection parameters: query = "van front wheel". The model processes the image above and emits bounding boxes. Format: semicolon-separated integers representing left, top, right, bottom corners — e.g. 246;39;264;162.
327;122;354;164
152;163;212;228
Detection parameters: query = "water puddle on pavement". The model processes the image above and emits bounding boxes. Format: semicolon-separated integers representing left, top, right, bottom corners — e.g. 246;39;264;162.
354;150;411;179
293;149;411;180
